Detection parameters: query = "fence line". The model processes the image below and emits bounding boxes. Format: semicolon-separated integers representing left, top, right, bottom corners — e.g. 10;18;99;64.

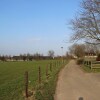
84;61;100;69
24;60;67;98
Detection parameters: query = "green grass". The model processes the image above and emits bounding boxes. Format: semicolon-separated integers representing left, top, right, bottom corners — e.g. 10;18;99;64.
82;65;92;73
82;64;100;73
35;61;67;100
0;60;67;100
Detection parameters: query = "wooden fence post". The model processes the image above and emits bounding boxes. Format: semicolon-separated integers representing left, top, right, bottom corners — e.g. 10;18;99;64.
91;61;92;69
25;71;28;98
50;63;52;72
59;61;60;66
38;66;41;84
87;61;88;66
55;62;56;67
84;61;85;65
88;61;89;66
46;65;49;80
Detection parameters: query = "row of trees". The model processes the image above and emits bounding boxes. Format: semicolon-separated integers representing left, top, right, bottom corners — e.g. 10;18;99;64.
68;43;100;58
0;50;55;61
0;53;42;61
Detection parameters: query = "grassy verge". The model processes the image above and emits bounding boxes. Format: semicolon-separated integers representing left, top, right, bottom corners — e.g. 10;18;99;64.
34;61;68;100
82;65;100;73
77;58;100;73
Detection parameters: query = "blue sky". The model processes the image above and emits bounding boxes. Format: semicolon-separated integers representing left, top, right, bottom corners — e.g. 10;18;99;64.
0;0;80;56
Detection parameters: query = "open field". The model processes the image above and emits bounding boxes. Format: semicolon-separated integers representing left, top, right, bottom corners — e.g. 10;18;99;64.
0;60;66;100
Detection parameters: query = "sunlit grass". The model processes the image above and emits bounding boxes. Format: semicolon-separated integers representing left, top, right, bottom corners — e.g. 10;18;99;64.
0;60;67;100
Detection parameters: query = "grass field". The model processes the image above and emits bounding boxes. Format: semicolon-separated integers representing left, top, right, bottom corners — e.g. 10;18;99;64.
0;60;66;100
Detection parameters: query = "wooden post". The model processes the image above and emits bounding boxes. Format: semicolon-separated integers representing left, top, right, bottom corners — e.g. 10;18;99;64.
38;66;41;84
25;71;28;98
91;61;92;69
87;61;88;66
46;65;49;80
50;63;52;72
84;61;86;65
55;62;56;67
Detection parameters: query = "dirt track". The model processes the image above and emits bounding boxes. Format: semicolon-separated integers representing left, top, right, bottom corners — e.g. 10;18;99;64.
55;60;100;100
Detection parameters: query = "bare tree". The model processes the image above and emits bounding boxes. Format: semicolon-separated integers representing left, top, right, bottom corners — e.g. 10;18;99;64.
85;43;100;55
70;0;100;45
48;50;55;58
69;44;86;58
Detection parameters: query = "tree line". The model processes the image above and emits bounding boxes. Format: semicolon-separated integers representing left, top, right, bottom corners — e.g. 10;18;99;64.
0;50;70;61
0;52;53;61
68;43;100;58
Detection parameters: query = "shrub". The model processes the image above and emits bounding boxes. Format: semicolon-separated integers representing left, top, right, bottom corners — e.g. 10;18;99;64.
77;59;84;65
96;54;100;61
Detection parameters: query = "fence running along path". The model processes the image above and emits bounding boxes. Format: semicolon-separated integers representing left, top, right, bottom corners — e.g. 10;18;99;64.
24;60;66;98
84;61;100;69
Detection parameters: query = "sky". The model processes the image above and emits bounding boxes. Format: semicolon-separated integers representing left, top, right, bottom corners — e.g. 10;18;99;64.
0;0;81;56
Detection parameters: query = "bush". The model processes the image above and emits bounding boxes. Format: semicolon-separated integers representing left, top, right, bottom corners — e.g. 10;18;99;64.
96;54;100;61
77;59;84;65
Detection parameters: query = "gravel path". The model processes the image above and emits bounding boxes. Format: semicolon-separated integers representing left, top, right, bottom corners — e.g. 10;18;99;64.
55;60;100;100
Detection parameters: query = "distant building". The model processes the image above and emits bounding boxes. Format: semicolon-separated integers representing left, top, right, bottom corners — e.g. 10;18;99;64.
85;52;97;58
